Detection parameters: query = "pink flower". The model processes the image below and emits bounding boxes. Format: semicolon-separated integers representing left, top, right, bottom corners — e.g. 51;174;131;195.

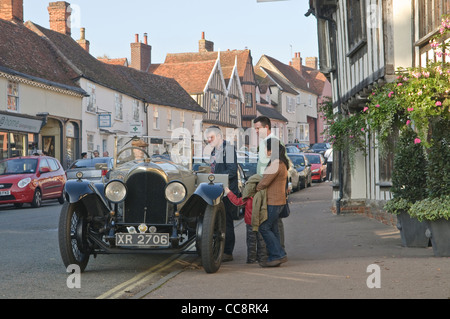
407;107;414;112
406;120;411;126
361;128;365;132
436;101;442;106
414;138;421;144
375;104;380;108
417;90;423;96
363;106;369;112
397;83;403;86
388;91;394;98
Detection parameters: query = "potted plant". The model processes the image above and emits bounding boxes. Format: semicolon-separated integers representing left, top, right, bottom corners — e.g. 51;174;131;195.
384;127;429;247
409;118;450;256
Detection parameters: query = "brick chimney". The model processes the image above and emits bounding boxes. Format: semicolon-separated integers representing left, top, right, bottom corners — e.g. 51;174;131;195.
0;0;24;24
199;32;214;53
130;33;152;72
77;27;90;53
305;57;318;69
292;52;302;72
48;1;71;36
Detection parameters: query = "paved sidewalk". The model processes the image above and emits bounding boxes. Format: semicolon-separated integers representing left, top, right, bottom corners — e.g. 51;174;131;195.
142;183;449;299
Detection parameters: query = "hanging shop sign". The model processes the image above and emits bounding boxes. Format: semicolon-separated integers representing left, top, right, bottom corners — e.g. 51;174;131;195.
98;113;112;128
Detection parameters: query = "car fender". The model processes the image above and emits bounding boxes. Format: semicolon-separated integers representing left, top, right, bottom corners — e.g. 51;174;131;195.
64;180;109;210
194;182;224;206
179;182;223;219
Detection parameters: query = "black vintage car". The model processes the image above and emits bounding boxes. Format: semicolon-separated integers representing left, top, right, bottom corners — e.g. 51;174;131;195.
58;136;226;273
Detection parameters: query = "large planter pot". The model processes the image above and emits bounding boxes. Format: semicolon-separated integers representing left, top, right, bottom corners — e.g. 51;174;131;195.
396;211;430;248
426;219;450;257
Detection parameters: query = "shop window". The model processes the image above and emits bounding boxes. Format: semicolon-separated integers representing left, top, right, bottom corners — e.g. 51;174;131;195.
10;133;26;157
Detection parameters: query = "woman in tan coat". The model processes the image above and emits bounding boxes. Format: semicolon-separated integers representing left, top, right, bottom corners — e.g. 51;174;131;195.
256;138;289;267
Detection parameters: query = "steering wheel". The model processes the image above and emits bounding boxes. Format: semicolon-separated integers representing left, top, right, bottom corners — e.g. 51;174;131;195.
116;147;151;164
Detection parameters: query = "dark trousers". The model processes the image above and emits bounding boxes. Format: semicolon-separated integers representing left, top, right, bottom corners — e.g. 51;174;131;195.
223;197;235;255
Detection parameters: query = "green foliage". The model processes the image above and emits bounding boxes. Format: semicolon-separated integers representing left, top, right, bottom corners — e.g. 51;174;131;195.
409;196;450;221
426;117;450;198
390;127;428;202
319;97;366;163
384;197;412;215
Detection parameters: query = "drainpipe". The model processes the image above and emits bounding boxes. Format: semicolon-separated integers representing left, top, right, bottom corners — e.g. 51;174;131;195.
309;6;344;214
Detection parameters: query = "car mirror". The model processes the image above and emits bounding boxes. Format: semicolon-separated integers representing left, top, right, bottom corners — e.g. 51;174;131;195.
40;167;50;173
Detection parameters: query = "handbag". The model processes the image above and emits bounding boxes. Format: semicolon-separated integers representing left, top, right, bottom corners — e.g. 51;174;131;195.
279;177;290;218
279;202;290;218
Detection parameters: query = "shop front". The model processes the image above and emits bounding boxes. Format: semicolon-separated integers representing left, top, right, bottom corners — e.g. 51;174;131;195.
40;116;80;169
0;111;43;160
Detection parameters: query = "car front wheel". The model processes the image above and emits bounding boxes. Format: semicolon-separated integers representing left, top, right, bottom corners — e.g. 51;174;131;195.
58;202;90;272
200;203;226;274
31;188;42;208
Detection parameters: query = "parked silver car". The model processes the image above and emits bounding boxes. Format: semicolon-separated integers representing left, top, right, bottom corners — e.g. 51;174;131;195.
66;157;114;182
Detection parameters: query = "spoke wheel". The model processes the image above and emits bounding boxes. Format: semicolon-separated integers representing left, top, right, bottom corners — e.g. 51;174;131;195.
58;202;90;272
200;203;225;274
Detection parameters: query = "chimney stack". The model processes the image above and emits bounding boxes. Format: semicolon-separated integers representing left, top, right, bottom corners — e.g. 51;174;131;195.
199;32;214;53
77;27;90;53
48;1;71;36
305;57;318;70
0;0;24;24
130;33;152;72
292;52;302;72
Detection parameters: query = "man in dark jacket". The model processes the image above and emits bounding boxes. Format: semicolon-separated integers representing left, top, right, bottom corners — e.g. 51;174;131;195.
206;126;238;262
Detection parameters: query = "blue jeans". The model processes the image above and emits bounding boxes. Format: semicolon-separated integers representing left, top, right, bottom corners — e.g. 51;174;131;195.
259;205;286;262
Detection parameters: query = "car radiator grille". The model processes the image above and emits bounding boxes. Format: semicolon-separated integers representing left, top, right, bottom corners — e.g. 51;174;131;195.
124;171;168;224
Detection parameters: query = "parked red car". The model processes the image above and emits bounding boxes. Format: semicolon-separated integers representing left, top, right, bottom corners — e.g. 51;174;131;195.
303;153;327;182
0;156;66;208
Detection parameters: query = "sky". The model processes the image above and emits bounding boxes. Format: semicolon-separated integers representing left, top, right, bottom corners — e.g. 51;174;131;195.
23;0;318;66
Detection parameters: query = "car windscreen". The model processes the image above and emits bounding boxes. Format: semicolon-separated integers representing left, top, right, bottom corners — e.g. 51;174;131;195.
0;158;38;175
69;158;110;169
288;156;305;166
312;143;327;150
304;154;320;164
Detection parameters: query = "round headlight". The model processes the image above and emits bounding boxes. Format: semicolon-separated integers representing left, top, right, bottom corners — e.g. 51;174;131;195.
165;181;187;204
105;180;127;203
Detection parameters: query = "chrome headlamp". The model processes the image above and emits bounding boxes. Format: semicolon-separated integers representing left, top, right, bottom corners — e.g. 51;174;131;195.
164;181;187;204
105;180;127;203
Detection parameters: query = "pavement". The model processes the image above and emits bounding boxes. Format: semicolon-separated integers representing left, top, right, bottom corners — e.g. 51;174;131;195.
139;182;449;300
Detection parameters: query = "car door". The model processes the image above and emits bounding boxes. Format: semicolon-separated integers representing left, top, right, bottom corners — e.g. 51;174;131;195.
37;158;54;198
48;158;65;196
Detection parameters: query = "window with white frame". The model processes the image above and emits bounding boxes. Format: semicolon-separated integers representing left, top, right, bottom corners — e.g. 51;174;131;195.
167;109;173;131
286;96;295;113
181;111;185;128
153;106;159;130
230;99;237;116
86;83;96;113
132;100;140;122
7;81;19;112
115;93;123;120
299;124;310;142
87;133;94;152
211;94;219;112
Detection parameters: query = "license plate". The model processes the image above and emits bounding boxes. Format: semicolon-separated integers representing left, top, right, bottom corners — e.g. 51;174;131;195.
0;190;11;196
115;233;170;247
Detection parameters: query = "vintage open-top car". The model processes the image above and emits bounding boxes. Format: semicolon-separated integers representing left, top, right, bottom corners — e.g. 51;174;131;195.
58;136;227;273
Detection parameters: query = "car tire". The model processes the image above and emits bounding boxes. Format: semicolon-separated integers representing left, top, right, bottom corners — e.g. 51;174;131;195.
31;188;42;208
58;202;90;273
200;203;226;274
58;193;65;204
